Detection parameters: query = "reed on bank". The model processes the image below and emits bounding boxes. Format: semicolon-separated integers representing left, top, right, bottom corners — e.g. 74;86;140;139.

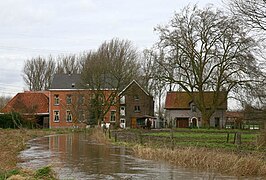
132;145;266;177
89;127;111;144
0;128;73;179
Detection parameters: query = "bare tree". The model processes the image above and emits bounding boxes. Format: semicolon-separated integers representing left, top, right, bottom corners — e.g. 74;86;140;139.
154;5;262;127
56;54;83;74
81;38;140;125
228;0;266;32
23;56;56;91
22;53;86;91
228;0;266;108
140;49;166;119
0;96;11;110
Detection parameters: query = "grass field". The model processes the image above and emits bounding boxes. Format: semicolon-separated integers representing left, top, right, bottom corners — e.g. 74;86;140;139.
142;129;261;151
112;128;266;177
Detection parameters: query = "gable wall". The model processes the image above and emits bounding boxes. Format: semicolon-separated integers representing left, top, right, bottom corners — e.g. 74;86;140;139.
120;82;154;127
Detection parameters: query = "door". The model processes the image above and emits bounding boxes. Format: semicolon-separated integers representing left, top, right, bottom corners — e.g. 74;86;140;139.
131;117;137;128
191;117;197;128
215;117;220;128
176;118;189;128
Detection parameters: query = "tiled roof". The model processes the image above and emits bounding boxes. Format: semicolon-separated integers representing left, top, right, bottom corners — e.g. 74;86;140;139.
165;91;227;109
226;111;244;118
119;80;150;96
50;74;82;89
50;73;118;90
1;91;49;114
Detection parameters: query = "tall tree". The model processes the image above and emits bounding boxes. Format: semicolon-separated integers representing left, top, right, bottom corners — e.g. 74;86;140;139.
154;5;261;126
0;96;11;110
56;54;83;74
140;49;166;118
228;0;266;108
23;56;56;91
81;38;140;125
228;0;266;32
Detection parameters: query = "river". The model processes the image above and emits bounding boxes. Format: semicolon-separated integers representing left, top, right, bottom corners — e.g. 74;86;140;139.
19;133;237;180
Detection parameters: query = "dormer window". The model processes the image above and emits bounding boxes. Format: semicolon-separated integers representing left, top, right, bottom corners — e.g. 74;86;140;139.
71;83;75;88
192;105;196;112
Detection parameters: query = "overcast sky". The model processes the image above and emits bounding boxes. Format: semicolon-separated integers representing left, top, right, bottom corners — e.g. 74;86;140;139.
0;0;224;97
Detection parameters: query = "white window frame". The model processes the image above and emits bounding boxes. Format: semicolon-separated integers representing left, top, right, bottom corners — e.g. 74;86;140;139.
54;95;60;105
54;110;60;122
120;106;125;116
66;95;72;105
66;110;72;122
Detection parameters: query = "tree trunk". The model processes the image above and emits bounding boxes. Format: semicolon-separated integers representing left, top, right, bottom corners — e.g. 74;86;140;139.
201;112;210;128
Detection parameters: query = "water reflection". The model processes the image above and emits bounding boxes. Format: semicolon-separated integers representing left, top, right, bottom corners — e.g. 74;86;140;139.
19;133;236;180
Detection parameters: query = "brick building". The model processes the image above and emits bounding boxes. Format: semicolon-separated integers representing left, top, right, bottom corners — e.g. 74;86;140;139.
119;80;154;128
49;74;117;128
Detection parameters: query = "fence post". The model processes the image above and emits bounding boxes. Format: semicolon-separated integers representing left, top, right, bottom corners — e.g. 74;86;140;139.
236;132;241;147
233;132;237;144
170;129;174;150
115;132;117;142
140;131;143;145
226;133;230;143
108;128;111;139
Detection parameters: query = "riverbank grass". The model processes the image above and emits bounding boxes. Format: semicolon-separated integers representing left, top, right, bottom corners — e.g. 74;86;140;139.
0;128;76;180
132;145;266;177
111;129;266;177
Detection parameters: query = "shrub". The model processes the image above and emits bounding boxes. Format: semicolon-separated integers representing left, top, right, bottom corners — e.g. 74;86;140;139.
35;166;57;180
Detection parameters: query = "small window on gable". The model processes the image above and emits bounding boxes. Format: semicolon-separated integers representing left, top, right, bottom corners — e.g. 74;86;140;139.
192;105;196;112
110;111;116;122
134;95;139;100
54;95;59;105
134;106;140;112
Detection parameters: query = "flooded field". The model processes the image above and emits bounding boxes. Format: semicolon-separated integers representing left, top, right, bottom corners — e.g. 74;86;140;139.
19;133;237;180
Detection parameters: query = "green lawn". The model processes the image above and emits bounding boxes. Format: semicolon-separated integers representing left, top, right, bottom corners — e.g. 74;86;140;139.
143;130;260;151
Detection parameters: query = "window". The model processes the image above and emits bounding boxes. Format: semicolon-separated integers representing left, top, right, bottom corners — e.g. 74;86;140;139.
110;111;116;122
54;95;59;105
120;96;125;104
78;110;85;122
134;95;139;100
111;96;116;105
120;118;125;123
66;95;72;105
66;110;72;122
215;117;220;128
120;106;125;116
192;105;196;112
134;106;140;112
54;110;60;122
78;95;85;105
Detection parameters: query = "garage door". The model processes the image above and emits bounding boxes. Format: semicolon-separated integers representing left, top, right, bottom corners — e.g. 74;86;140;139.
176;118;189;128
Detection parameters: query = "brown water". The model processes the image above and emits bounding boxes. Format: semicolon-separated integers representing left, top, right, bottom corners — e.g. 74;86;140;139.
19;133;237;180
